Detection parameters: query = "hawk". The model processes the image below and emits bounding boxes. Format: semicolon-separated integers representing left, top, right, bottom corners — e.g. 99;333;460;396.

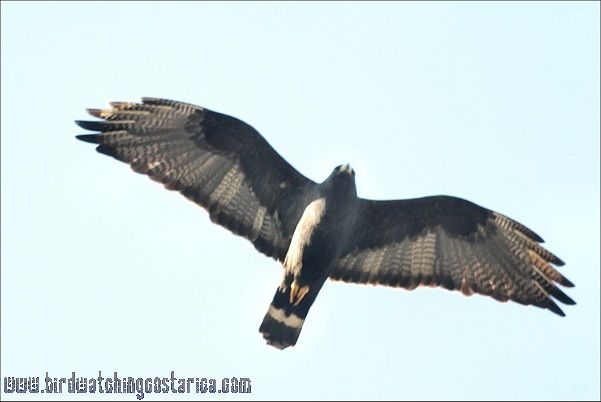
76;98;574;350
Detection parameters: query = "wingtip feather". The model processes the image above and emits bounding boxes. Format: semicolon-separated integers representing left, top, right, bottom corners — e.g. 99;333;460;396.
75;120;100;131
546;299;566;317
75;134;100;144
561;277;575;288
85;108;103;118
550;287;576;306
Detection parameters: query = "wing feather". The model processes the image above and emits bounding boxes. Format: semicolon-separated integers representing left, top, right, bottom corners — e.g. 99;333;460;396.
331;196;574;316
76;98;317;261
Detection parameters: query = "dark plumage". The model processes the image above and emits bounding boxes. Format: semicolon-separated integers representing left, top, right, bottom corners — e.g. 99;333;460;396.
76;97;574;349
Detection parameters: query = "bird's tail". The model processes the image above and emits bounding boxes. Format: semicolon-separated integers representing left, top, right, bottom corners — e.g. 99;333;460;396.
259;278;323;350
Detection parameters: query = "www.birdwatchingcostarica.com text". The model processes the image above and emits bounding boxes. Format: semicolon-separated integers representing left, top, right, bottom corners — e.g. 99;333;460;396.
3;371;251;399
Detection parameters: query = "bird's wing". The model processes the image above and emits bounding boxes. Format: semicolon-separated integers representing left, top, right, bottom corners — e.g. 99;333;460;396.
76;98;317;261
330;195;574;315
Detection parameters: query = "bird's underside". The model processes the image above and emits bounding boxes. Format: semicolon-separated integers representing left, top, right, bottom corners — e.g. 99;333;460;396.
76;97;575;350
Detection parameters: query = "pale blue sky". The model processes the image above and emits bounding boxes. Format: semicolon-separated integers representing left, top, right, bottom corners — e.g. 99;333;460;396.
2;2;599;401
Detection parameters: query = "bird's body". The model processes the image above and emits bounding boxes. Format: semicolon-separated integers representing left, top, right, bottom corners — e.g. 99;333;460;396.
261;164;358;348
76;97;574;350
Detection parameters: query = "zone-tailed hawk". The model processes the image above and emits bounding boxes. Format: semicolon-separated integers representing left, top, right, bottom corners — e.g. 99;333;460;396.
76;98;574;350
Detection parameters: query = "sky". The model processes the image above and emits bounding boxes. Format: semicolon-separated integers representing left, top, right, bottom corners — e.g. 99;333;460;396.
1;2;599;401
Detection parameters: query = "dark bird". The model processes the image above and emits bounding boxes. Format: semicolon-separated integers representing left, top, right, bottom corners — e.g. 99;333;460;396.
76;98;574;349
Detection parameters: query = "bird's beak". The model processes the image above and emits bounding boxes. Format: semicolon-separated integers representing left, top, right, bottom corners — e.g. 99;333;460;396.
340;163;353;175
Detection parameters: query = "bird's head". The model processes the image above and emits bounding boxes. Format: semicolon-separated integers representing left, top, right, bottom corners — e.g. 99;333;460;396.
328;163;355;179
336;163;355;177
323;163;357;197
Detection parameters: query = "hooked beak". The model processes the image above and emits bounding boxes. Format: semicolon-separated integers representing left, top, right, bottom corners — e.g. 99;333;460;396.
340;163;354;176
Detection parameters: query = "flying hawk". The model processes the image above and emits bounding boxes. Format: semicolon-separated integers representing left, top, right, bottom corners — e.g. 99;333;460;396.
76;98;574;349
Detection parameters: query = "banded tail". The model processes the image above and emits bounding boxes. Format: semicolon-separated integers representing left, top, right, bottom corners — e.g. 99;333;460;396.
259;277;325;350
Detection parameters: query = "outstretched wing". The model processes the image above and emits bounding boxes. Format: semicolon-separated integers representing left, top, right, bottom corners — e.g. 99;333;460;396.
330;195;574;316
76;98;317;261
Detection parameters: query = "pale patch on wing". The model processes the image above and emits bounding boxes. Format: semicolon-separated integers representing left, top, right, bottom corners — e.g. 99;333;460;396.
250;206;267;241
360;247;387;284
267;306;304;328
146;160;162;170
208;165;244;207
409;231;437;287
